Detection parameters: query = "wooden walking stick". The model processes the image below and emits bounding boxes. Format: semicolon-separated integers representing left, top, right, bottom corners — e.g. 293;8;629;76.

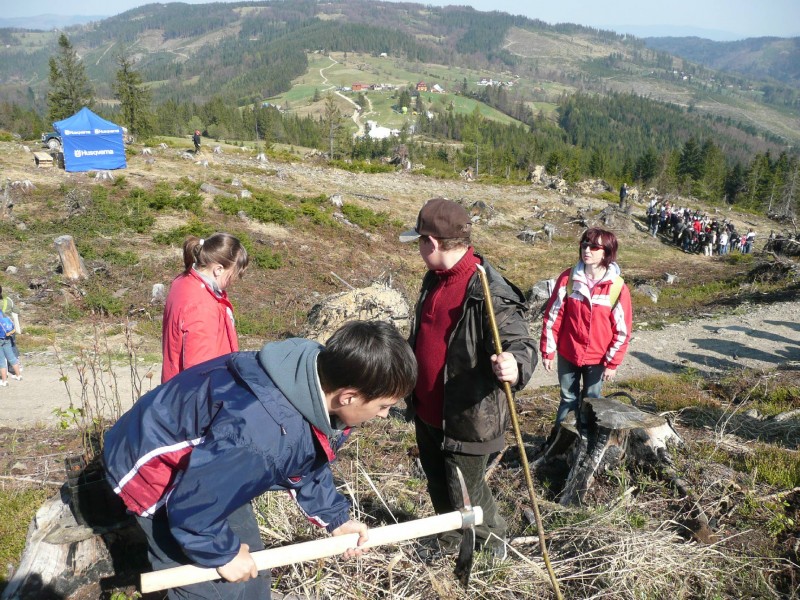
476;264;563;600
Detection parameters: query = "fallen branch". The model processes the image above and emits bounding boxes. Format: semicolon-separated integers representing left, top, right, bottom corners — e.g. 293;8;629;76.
0;475;64;486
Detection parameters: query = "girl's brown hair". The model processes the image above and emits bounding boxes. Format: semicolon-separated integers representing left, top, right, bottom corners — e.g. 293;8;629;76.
182;233;249;279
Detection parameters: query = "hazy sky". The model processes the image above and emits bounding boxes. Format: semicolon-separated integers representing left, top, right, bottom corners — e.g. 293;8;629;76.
2;0;798;40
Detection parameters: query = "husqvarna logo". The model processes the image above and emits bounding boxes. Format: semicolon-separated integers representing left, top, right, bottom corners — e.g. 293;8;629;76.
74;149;115;158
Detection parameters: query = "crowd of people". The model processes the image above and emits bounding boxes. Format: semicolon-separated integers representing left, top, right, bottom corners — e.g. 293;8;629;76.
645;198;756;256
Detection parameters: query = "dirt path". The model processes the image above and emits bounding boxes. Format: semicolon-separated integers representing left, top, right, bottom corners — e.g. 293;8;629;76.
2;299;797;428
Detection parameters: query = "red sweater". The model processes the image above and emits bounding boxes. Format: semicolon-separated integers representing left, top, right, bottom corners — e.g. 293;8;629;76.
414;249;480;427
161;269;238;383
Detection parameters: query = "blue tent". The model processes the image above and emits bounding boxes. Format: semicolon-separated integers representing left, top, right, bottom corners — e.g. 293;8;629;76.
53;107;127;172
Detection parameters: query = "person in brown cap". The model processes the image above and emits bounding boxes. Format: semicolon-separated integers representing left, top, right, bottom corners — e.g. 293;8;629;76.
400;197;537;560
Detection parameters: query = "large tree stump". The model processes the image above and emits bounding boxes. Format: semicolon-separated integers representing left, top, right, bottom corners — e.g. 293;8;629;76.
2;462;147;600
54;235;89;280
537;397;683;506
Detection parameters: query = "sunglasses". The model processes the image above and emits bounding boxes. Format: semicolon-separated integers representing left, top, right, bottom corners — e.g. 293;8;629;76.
580;242;604;251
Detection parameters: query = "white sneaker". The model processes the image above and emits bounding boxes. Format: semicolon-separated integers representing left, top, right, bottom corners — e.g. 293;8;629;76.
10;374;21;381
0;380;7;387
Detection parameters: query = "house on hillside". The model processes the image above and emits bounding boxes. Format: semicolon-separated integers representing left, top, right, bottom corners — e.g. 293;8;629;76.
352;82;366;92
366;121;399;140
416;81;428;92
431;83;445;93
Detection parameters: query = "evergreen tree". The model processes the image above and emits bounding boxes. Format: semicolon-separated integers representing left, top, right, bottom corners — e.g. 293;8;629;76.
633;148;660;183
112;53;152;137
778;160;799;218
323;93;343;158
397;88;412;112
677;137;704;181
47;34;94;123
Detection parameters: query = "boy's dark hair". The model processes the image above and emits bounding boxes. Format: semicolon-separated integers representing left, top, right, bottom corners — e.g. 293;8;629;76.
318;320;417;401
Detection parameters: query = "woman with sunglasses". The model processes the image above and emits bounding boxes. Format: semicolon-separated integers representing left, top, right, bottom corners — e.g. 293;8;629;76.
539;227;633;430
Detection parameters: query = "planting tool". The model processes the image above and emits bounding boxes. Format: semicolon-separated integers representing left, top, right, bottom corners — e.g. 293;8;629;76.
475;264;563;600
140;484;482;593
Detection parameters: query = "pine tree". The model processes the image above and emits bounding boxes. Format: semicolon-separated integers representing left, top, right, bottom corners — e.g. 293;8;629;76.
47;34;94;123
323;93;343;159
112;53;152;138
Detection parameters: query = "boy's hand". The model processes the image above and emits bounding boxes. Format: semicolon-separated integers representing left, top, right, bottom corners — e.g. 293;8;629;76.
542;357;554;372
216;543;258;583
332;519;369;559
491;352;519;385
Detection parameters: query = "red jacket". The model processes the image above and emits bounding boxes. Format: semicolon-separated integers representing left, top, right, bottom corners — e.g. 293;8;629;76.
540;263;632;369
161;269;238;383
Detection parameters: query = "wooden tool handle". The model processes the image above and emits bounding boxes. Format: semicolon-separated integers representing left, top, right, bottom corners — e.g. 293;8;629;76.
141;506;483;593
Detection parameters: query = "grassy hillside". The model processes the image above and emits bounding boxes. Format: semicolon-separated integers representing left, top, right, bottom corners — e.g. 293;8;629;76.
1;0;799;146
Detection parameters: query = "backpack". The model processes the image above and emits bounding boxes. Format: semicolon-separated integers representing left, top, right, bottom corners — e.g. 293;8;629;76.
0;311;15;339
566;267;624;309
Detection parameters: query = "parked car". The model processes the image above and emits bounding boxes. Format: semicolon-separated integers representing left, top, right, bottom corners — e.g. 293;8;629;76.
41;132;62;150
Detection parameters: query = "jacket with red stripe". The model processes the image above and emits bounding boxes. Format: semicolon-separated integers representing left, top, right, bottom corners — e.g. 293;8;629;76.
103;339;351;568
161;268;238;383
540;262;632;369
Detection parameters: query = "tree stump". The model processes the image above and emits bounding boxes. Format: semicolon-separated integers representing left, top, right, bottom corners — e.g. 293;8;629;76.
54;235;89;280
537;396;683;506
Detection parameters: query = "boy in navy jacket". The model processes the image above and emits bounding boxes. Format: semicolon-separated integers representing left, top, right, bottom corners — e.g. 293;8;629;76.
104;320;417;599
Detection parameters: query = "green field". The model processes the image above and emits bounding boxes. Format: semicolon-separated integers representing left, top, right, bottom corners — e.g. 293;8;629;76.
266;52;530;132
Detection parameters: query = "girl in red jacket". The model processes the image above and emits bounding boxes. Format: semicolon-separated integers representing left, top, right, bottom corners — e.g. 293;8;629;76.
161;233;249;383
540;228;633;428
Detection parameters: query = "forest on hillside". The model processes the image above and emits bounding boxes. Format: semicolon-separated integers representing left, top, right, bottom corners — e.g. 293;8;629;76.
0;0;798;219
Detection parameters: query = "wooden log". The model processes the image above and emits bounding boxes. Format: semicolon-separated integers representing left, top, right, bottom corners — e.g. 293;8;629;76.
537;397;682;507
54;235;89;280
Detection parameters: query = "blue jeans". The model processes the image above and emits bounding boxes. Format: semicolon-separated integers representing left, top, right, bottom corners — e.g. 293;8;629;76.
0;339;18;370
555;355;605;427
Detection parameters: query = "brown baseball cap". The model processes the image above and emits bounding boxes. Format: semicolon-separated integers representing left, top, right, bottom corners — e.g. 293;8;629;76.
399;197;472;242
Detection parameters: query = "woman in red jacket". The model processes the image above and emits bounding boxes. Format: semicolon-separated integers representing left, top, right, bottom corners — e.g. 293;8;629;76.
161;233;249;383
540;228;632;428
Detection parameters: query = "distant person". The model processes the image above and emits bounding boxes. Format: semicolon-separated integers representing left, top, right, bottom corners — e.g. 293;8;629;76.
104;320;417;600
0;308;21;386
193;129;202;154
400;197;537;559
744;228;756;253
618;183;628;209
540;227;632;430
161;233;249;383
0;286;21;366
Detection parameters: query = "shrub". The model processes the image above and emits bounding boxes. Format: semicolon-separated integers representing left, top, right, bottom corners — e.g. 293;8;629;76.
153;221;215;246
83;283;124;316
217;193;297;225
341;203;391;230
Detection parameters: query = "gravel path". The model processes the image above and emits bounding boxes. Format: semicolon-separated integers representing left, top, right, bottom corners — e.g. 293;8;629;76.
2;299;797;428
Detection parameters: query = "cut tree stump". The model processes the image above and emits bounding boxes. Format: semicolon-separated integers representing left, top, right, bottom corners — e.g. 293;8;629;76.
2;461;147;600
54;235;89;280
536;396;683;506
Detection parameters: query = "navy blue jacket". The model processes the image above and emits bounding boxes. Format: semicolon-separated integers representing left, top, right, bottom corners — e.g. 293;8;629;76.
104;339;351;568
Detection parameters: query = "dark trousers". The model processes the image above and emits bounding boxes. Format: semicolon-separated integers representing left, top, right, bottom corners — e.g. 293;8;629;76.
414;417;507;549
136;503;270;599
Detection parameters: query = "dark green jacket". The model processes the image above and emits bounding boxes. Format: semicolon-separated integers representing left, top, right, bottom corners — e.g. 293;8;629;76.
408;255;537;454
